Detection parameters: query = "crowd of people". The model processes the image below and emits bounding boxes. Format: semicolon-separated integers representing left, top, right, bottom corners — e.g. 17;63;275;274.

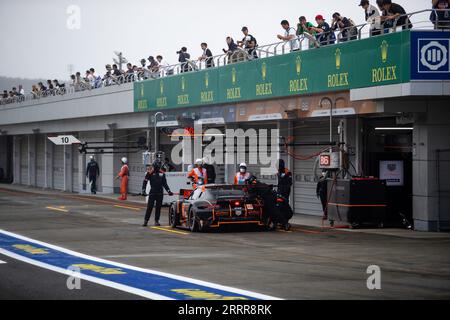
1;80;66;105
2;1;447;107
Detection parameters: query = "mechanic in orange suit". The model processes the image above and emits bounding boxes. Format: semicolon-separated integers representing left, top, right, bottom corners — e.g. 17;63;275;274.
187;159;208;189
116;157;129;200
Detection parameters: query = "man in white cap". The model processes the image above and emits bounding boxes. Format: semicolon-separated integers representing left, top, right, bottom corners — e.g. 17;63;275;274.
86;156;100;194
115;157;129;200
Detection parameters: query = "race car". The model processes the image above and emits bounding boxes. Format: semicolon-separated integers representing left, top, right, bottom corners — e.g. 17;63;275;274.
168;184;266;232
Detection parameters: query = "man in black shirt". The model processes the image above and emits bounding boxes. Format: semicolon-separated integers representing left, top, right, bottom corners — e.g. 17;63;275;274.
142;162;173;227
277;159;292;202
86;156;100;194
199;43;215;68
316;171;328;219
177;47;191;73
202;158;216;184
381;0;412;29
331;12;357;42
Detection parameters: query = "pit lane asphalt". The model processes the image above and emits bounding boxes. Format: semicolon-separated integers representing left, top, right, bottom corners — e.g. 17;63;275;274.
1;186;450;300
0;255;144;300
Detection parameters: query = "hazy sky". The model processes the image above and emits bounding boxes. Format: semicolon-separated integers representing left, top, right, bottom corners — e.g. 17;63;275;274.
0;0;427;80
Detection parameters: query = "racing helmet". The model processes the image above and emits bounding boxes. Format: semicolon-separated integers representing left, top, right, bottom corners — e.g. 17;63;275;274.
239;162;247;173
121;157;128;164
195;158;203;166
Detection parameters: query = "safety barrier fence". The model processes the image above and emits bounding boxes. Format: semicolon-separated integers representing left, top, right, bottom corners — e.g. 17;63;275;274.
0;9;448;107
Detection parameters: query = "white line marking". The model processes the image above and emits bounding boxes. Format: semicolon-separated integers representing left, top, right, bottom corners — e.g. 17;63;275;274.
0;259;6;264
0;249;168;300
0;229;281;300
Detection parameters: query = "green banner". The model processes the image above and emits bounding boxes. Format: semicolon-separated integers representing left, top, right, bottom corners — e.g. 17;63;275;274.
135;31;410;112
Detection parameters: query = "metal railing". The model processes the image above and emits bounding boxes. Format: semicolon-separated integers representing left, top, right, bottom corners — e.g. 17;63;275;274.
1;9;448;108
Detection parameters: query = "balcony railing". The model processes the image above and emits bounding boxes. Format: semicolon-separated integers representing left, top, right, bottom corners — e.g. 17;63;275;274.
1;9;448;107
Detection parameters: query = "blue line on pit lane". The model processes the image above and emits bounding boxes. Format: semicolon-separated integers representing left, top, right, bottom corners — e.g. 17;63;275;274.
0;231;278;300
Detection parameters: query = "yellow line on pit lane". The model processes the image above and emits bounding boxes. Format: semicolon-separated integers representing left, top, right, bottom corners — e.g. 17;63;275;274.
150;226;190;235
114;205;142;211
46;206;69;213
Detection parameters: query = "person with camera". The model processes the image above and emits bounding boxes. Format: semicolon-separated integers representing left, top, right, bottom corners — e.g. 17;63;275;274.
238;27;258;59
177;47;191;73
142;161;173;227
331;12;357;42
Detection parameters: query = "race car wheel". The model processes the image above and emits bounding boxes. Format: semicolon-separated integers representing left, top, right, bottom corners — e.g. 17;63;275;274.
169;203;179;228
188;208;199;232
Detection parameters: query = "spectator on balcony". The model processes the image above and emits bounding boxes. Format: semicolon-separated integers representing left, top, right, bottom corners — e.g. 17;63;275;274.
147;56;160;78
11;87;19;97
70;74;76;87
103;70;113;86
38;82;47;93
331;12;358;42
86;70;94;86
53;80;64;89
238;27;258;59
156;55;172;76
177;47;191;73
359;0;382;36
47;80;55;94
297;16;315;37
137;59;147;80
104;64;113;81
90;68;103;88
17;85;25;96
125;63;135;82
31;85;40;98
111;65;120;76
311;15;336;46
139;59;146;71
381;0;412;30
75;72;86;90
199;43;214;68
297;16;318;48
223;37;239;63
277;20;300;52
431;0;450;28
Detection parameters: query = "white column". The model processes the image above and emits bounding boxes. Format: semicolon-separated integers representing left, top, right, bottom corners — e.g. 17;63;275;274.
224;124;237;184
64;145;73;192
13;136;21;185
45;137;53;189
28;135;36;186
